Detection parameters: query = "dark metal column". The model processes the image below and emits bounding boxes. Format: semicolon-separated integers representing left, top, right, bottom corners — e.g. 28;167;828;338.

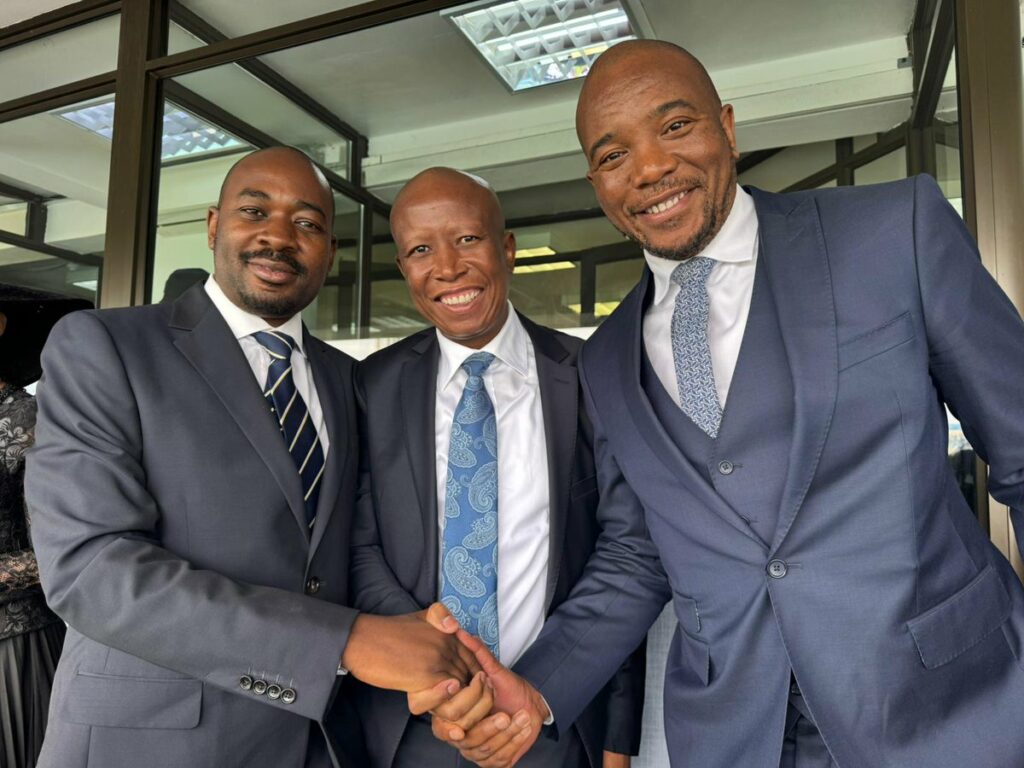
99;0;169;308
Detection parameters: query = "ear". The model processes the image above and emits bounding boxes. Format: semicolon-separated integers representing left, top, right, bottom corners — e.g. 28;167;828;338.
720;104;739;161
206;206;219;250
327;236;337;275
502;230;516;272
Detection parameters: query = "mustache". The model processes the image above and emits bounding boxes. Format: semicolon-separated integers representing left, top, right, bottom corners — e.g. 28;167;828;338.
629;177;703;214
241;249;306;276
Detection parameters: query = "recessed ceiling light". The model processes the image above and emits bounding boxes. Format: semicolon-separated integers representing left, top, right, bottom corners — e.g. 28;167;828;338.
57;99;249;161
515;246;557;258
446;0;639;92
514;260;576;274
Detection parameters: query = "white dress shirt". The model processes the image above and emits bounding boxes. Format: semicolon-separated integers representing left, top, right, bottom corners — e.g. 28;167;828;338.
643;185;760;409
434;306;550;667
204;276;330;456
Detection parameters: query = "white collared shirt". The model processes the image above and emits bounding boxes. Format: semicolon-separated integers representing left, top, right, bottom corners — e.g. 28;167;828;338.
643;185;760;409
204;276;330;456
434;305;550;666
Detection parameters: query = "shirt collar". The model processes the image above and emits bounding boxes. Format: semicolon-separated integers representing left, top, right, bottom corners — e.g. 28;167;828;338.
436;302;528;391
645;185;759;306
204;275;306;355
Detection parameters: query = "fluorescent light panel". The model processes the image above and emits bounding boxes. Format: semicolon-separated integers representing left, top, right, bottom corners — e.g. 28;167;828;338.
57;100;248;160
447;0;637;92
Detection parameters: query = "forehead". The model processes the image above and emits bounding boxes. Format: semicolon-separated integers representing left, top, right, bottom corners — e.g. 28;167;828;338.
579;59;714;135
392;180;498;233
223;155;329;204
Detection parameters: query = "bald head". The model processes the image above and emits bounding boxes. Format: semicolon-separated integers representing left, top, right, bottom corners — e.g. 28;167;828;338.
577;41;721;143
392;167;505;233
219;146;334;221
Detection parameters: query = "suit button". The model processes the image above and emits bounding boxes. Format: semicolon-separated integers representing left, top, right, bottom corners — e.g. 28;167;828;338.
281;688;297;705
767;560;788;579
267;684;283;700
239;675;253;691
305;577;321;595
718;460;734;475
252;679;268;695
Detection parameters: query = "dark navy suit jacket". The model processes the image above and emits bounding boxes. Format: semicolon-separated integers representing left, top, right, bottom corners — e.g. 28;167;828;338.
515;176;1024;767
349;314;645;768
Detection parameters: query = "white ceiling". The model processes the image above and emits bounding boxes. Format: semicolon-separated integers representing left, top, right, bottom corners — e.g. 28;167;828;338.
0;0;79;29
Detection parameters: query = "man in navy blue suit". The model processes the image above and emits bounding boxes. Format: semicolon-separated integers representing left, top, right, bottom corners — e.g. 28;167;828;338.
418;40;1024;768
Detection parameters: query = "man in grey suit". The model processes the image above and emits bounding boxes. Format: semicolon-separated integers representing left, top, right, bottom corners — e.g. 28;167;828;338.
26;147;482;768
350;168;645;768
425;41;1024;768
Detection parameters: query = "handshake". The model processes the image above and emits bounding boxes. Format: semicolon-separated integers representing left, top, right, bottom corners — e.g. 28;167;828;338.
341;603;549;768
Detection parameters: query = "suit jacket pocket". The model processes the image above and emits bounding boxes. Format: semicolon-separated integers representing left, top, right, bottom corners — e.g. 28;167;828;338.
570;475;598;500
907;565;1011;670
668;628;710;686
838;311;914;371
62;671;202;729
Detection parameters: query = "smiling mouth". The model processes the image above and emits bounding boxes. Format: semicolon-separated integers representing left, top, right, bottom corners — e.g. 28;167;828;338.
439;289;481;307
639;190;689;216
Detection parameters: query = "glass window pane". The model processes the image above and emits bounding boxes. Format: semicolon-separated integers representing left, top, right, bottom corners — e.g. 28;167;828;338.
0;202;27;236
0;96;108;306
174;1;365;40
0;15;120;103
302;194;360;340
853;146;907;185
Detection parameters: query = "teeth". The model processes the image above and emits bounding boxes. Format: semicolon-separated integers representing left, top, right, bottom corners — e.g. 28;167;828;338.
645;191;685;215
441;290;480;306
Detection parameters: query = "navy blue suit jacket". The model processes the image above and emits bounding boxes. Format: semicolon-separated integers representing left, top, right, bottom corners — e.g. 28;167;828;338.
515;176;1024;767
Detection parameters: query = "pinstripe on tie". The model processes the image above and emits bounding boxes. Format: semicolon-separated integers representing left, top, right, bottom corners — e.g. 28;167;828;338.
253;330;324;528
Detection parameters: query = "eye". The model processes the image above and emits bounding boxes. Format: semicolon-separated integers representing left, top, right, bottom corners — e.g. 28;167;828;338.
296;219;324;232
406;244;431;258
239;206;265;218
598;149;626;167
458;235;480;244
664;118;690;134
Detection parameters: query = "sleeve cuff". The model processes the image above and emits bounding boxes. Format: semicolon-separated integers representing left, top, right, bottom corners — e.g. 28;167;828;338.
539;692;554;726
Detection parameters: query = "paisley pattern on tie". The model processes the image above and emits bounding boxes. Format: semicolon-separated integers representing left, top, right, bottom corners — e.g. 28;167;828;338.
671;257;723;438
440;352;500;659
252;330;325;527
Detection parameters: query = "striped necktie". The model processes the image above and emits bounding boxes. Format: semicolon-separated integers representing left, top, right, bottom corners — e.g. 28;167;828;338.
440;351;500;659
253;330;325;528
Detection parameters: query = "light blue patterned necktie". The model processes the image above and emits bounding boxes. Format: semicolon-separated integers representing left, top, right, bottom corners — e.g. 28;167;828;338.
440;351;500;659
253;330;325;528
670;256;723;438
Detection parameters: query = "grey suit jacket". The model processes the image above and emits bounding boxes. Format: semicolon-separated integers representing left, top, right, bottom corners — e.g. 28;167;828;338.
349;315;645;767
26;285;364;768
516;176;1024;767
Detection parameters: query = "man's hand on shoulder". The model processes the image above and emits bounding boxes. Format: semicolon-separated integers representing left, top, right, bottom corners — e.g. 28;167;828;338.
340;603;481;692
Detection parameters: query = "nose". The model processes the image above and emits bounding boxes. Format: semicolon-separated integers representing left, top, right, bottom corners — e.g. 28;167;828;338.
257;214;297;251
632;139;677;187
433;244;467;281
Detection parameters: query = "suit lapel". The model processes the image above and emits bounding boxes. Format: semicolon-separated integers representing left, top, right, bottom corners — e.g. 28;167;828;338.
622;271;767;548
170;286;310;540
306;331;352;559
750;190;839;554
522;316;576;610
401;333;440;588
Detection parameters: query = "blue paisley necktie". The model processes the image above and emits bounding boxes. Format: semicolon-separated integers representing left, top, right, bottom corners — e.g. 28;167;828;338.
440;351;500;659
671;256;723;438
253;330;325;528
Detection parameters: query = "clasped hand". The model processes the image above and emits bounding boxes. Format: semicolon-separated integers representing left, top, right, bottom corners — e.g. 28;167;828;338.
406;603;547;768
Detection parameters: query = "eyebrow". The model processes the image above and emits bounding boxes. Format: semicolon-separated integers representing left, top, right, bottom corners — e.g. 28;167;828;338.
587;99;702;162
237;188;326;219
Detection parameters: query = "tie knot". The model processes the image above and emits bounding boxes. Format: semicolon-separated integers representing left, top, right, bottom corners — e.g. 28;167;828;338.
253;330;297;360
460;351;495;379
670;256;715;289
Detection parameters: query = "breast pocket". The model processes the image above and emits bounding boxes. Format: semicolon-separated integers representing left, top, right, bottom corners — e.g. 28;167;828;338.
838;311;915;371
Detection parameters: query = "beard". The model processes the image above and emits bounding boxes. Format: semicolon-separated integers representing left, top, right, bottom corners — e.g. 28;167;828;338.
623;172;736;262
232;249;310;319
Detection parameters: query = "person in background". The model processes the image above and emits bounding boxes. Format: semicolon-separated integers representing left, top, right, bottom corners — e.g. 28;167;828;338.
0;283;91;768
